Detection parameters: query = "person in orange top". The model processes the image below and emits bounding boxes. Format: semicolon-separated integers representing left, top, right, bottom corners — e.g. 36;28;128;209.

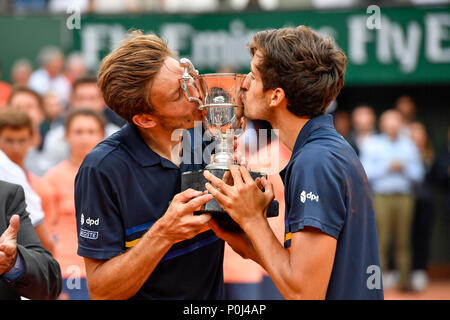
42;108;106;300
222;129;291;299
0;82;11;109
248;136;291;299
0;64;12;108
0;108;55;253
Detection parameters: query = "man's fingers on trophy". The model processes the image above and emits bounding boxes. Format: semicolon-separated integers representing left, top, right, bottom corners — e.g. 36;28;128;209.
184;194;213;212
238;165;254;185
205;183;229;206
260;177;275;199
176;188;204;203
255;177;264;190
203;171;231;194
229;165;244;187
192;213;212;225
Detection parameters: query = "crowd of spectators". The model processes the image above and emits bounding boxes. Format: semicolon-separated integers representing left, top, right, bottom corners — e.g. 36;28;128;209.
333;97;449;292
0;45;125;299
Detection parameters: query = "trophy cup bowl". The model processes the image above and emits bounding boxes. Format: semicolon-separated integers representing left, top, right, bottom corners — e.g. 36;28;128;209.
179;58;278;231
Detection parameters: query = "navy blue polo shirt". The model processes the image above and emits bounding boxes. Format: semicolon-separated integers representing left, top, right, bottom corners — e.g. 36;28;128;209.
74;123;224;300
280;114;384;300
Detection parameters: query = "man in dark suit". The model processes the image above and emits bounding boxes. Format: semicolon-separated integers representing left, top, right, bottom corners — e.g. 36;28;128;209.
0;180;62;300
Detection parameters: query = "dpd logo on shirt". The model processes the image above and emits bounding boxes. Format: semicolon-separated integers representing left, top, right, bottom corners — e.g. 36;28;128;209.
300;190;319;203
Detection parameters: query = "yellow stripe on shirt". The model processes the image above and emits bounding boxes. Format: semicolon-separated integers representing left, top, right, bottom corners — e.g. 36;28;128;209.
284;232;292;242
125;225;212;248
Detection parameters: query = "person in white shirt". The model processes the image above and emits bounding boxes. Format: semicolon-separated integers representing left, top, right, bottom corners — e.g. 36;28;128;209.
0;150;54;253
38;77;121;174
28;46;72;107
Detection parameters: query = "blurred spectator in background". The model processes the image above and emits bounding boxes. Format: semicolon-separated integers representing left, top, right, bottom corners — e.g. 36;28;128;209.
42;108;106;300
69;76;125;128
91;0;141;13
429;126;450;235
0;108;55;254
39;76;122;174
349;105;377;156
360;109;424;291
0;62;11;108
7;87;45;150
41;91;65;139
163;0;218;12
28;46;72;107
312;0;357;9
11;59;33;88
64;52;88;86
409;121;435;291
249;138;289;300
7;87;55;176
333;110;351;137
48;0;90;13
333;110;359;153
395;95;416;136
13;0;47;13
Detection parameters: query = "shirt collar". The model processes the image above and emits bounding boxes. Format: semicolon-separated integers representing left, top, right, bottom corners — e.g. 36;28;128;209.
279;114;334;182
116;123;169;168
292;114;334;154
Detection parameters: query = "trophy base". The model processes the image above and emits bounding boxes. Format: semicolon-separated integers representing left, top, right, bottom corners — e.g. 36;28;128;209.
181;168;279;232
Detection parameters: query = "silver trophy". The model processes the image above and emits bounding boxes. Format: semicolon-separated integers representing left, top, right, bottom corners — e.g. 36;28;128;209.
179;58;278;231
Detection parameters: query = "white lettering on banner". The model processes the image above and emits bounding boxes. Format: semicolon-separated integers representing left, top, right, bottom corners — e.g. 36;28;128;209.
80;14;450;76
348;13;449;73
426;13;450;63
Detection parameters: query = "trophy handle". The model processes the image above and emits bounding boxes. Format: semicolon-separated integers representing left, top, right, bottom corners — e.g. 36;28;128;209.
179;58;203;106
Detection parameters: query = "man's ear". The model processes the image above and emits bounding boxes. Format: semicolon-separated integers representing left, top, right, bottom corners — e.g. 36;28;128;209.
268;88;287;109
132;114;157;129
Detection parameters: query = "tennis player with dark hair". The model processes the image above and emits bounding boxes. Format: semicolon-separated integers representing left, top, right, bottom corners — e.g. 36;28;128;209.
204;26;384;300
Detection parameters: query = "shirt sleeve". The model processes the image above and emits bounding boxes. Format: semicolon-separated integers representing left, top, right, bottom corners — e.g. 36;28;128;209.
285;152;347;240
2;251;26;282
74;165;124;260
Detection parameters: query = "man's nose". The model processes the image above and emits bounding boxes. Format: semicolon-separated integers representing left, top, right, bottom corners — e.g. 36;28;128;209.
241;74;251;91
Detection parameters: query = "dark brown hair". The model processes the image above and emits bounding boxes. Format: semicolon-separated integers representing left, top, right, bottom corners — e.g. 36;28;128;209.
0;108;33;135
65;108;106;133
97;30;175;123
73;75;98;93
248;26;347;118
8;86;44;112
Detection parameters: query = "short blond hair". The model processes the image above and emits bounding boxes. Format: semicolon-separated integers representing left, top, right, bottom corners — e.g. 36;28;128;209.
97;30;174;122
